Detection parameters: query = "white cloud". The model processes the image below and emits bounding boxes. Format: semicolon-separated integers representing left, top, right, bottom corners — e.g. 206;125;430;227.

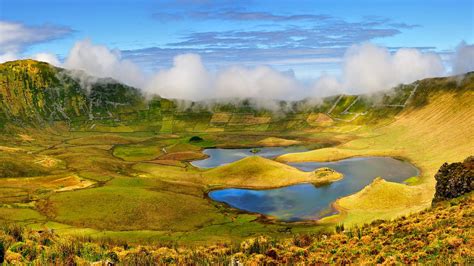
452;41;474;75
146;54;212;100
32;53;61;66
215;65;300;100
64;39;146;88
0;21;72;54
311;73;342;97
0;52;18;63
144;43;448;100
392;48;444;83
341;43;445;94
0;21;71;65
56;41;448;100
146;53;303;101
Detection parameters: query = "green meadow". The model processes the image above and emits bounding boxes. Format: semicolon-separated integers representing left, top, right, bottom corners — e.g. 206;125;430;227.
0;129;343;245
0;60;472;250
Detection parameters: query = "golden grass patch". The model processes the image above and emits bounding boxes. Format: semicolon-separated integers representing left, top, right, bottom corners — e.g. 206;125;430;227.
228;114;272;125
337;178;421;210
257;137;301;147
204;156;342;188
306;112;334;127
18;134;34;141
1;174;95;194
34;155;63;168
0;146;23;152
147;159;187;167
210;112;232;124
157;151;207;161
53;175;95;192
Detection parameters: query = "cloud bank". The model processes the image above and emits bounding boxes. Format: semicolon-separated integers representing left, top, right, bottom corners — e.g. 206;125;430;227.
341;43;445;94
147;54;212;100
32;53;61;66
3;38;473;102
146;53;302;101
63;40;146;88
452;42;474;75
146;42;447;99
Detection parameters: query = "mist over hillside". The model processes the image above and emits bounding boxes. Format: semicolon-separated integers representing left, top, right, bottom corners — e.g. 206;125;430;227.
1;59;473;133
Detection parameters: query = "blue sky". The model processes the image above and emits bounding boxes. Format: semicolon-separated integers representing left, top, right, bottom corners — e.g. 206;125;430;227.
0;0;473;80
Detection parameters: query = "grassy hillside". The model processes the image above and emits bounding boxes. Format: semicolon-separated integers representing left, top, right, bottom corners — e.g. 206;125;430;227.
0;60;146;129
0;59;472;252
1;193;471;264
4;60;471;133
277;80;474;225
204;156;342;188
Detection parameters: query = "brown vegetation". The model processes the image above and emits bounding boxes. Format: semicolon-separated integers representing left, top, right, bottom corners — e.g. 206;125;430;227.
433;156;473;203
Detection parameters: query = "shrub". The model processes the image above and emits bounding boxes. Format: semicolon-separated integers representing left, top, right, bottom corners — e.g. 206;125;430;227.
433;156;474;203
335;224;345;233
0;240;4;263
189;136;204;142
250;148;261;154
122;247;156;265
293;234;314;247
2;224;24;242
106;251;119;263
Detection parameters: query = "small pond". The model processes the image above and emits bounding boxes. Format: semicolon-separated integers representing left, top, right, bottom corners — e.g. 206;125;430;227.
204;151;419;221
191;146;309;168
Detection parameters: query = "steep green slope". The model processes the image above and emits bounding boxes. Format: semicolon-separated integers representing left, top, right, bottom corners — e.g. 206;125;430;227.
0;60;148;128
2;59;472;133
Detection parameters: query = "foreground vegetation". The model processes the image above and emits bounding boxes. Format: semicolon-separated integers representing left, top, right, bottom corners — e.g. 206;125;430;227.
1;193;472;264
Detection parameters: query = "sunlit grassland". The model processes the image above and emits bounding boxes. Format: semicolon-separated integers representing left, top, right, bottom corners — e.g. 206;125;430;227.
1;59;472;252
0;84;472;245
0;129;338;244
113;144;165;161
256;136;301;146
279;90;474;225
48;183;222;231
324;178;428;226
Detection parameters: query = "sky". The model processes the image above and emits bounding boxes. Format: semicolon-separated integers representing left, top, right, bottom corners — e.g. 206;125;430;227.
0;0;473;100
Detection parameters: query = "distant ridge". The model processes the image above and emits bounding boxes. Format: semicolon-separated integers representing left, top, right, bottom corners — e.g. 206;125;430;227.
1;59;473;132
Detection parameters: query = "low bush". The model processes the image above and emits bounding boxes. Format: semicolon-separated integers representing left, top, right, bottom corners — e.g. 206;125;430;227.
433;156;473;203
189;136;204;142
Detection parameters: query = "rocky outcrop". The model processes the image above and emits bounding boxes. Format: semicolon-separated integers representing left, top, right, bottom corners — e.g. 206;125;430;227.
433;156;473;203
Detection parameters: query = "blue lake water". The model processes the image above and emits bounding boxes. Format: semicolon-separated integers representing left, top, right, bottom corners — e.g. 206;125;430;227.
198;148;419;221
191;146;309;168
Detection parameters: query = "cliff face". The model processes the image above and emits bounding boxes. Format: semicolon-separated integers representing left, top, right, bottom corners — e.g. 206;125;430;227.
0;60;146;127
433;156;474;203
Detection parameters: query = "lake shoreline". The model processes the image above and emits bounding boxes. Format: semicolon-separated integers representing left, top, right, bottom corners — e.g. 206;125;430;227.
199;151;419;222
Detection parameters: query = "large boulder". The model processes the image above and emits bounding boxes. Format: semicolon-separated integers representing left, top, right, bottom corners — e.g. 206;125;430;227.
433;156;473;203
